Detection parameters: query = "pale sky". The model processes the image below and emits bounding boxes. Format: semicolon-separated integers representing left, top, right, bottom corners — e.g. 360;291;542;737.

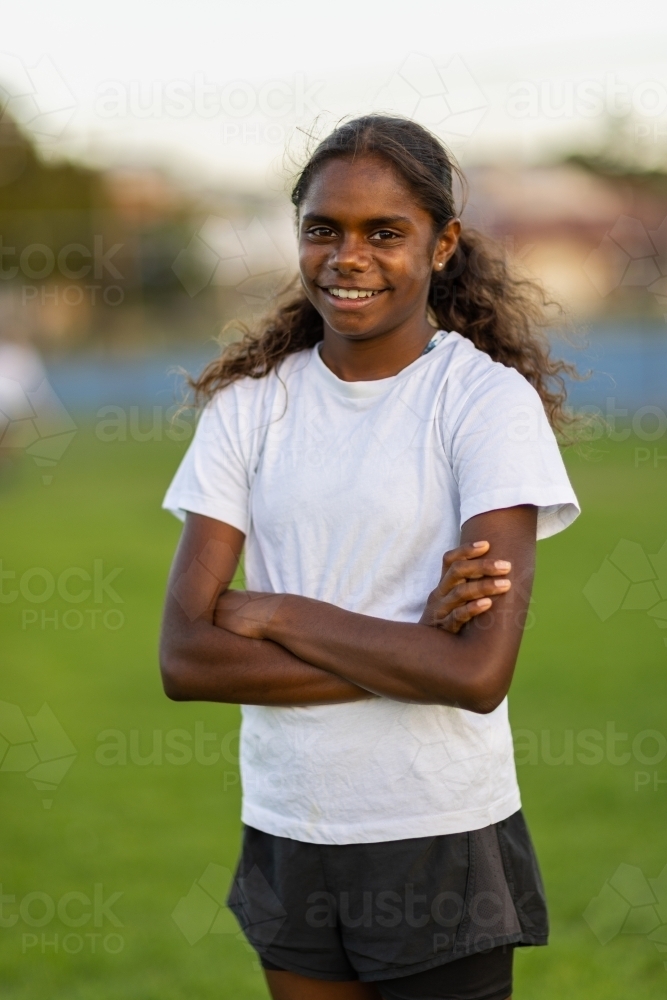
2;0;667;190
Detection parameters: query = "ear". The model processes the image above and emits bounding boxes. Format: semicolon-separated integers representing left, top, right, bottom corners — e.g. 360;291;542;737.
433;219;461;272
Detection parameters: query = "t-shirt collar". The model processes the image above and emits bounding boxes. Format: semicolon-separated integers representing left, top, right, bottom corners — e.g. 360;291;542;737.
311;331;449;400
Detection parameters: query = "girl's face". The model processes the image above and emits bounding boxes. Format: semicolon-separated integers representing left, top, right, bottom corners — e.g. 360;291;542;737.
298;154;459;342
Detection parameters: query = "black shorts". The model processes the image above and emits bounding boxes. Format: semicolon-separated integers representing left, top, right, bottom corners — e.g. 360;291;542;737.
263;945;514;999
227;810;547;995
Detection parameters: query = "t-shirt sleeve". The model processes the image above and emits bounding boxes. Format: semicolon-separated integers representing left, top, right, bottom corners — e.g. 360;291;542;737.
162;388;252;534
447;366;580;540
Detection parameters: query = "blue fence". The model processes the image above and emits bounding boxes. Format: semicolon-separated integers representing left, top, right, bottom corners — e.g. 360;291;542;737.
45;321;667;413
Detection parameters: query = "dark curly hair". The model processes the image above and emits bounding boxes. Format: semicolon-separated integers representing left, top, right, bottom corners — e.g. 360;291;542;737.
191;114;576;436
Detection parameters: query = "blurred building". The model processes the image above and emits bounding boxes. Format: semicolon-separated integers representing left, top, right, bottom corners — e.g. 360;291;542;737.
0;111;285;354
465;161;667;320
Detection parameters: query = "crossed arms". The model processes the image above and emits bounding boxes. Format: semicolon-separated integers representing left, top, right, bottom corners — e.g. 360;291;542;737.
159;505;537;714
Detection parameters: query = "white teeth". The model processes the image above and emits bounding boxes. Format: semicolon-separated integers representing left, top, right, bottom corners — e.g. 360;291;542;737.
329;288;379;298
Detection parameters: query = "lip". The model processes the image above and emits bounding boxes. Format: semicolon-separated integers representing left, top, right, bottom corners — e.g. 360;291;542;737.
318;286;388;309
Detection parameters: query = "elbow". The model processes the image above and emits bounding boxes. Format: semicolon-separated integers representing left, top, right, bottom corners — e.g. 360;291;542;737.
159;646;191;701
464;690;506;715
455;663;512;715
162;678;189;703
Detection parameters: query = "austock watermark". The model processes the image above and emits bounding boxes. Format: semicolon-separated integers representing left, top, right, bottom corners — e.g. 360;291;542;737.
425;393;667;457
577;398;667;445
94;73;324;129
171;863;240;946
302;888;526;962
92;69;327;149
0;53;76;145
0;236;126;307
507;74;667;123
514;723;667;791
0;701;76;808
1;559;125;632
374;53;487;145
583;539;667;644
583;215;667;314
634;446;667;470
170;538;243;624
634;122;667;146
172;860;531;959
172;215;291;300
21;284;124;308
95;723;239;789
584;863;667;968
95;405;194;443
570;397;667;467
0;882;124;956
0;371;76;485
96;716;667;789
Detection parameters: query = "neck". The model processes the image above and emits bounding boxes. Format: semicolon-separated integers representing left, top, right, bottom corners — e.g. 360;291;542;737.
319;315;435;382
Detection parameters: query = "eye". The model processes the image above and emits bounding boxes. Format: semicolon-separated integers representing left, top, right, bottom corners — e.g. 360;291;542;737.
370;229;401;243
305;226;337;239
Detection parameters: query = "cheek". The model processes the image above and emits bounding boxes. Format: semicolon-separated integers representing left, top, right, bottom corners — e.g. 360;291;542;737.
399;251;434;285
298;244;323;282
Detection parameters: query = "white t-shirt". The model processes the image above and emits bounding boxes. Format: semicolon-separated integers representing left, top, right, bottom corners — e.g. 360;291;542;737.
163;331;580;845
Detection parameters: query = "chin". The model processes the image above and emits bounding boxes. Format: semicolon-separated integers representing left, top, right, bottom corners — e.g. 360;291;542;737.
326;317;383;339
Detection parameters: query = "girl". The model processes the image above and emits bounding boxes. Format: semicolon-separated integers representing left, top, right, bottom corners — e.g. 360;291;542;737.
160;115;580;1000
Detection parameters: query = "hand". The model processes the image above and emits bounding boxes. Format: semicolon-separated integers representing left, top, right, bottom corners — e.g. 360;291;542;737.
419;541;512;634
213;589;286;640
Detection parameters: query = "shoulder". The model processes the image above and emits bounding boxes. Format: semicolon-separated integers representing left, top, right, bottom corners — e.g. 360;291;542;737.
195;349;315;455
440;331;544;422
205;348;313;416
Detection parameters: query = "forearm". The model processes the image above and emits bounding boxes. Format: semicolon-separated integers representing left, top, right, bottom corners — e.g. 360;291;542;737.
160;618;372;706
159;513;371;706
264;597;491;708
257;507;536;712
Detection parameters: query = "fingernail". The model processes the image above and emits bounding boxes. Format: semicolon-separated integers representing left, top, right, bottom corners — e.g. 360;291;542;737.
473;541;488;548
494;560;511;570
494;579;511;588
477;598;492;607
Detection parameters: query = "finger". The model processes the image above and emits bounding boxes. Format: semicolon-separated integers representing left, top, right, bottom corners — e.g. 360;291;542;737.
439;598;493;633
442;540;489;569
437;559;512;596
440;577;512;610
436;579;510;618
448;557;511;581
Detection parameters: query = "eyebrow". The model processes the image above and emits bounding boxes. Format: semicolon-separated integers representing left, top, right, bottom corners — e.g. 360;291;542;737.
301;213;413;228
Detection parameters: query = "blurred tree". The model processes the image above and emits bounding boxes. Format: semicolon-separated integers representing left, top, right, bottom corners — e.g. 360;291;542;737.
0;112;106;248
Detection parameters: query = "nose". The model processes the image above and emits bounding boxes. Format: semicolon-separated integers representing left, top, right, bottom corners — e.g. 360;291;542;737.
328;234;370;274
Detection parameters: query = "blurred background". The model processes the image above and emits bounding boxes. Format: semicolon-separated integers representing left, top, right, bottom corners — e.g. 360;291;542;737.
2;2;667;998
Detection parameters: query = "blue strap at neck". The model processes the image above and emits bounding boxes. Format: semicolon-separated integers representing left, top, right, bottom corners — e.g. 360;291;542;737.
421;330;448;356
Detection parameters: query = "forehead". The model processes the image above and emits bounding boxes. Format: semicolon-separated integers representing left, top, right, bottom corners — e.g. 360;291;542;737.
300;154;430;224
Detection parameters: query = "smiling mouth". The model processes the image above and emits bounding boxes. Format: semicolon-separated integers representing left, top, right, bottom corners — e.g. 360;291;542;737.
321;287;387;300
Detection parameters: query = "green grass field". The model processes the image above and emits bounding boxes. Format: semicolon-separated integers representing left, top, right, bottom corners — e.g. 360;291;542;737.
2;422;667;999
